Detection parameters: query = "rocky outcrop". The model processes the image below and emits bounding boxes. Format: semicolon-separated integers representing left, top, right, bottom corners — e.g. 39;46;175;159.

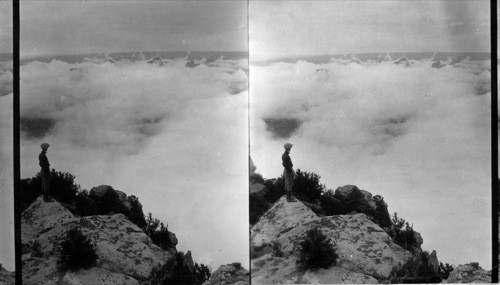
251;196;413;284
21;196;176;284
203;263;249;285
428;250;439;274
443;262;491;283
0;264;14;285
393;57;412;67
335;185;378;212
89;185;132;212
85;185;146;228
147;56;165;66
182;251;195;274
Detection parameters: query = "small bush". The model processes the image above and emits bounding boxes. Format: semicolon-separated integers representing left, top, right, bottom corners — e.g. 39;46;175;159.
249;173;264;184
97;189;127;215
249;194;270;225
74;190;99;216
386;213;418;253
342;186;371;214
144;213;175;250
20;170;81;209
58;228;98;271
373;195;391;228
298;227;337;270
128;195;147;229
49;170;81;203
194;263;211;284
390;251;442;283
263;177;285;203
319;189;345;215
292;169;325;203
162;251;198;285
439;262;454;280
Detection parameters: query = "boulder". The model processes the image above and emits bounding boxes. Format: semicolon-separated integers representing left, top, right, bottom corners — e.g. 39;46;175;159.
334;185;377;212
203;263;249;285
251;196;412;283
89;185;115;201
182;251;195;274
443;262;491;283
428;250;439;274
22;197;176;284
89;185;134;217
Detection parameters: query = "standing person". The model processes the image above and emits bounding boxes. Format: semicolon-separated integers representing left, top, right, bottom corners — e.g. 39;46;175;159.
282;143;296;202
39;143;52;202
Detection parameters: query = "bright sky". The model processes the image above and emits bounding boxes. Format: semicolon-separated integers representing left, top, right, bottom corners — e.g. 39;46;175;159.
250;0;490;61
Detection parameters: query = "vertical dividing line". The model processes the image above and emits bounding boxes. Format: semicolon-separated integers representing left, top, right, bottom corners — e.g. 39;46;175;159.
13;0;21;283
247;0;251;283
491;0;498;282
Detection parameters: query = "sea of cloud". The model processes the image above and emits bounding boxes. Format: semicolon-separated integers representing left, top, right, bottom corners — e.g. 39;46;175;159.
17;57;249;269
250;58;491;268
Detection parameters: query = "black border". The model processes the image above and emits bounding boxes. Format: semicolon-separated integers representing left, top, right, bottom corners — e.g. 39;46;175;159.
491;0;498;282
10;1;500;284
13;0;21;283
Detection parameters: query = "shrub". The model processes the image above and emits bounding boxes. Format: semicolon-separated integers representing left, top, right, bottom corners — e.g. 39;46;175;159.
373;195;391;228
144;213;175;250
249;194;270;225
319;189;345;215
390;251;441;283
387;213;417;253
20;170;81;209
297;227;337;270
439;262;454;280
194;263;211;284
128;195;147;229
74;190;99;216
292;169;325;203
96;188;127;215
162;251;198;285
263;177;285;203
416;251;439;279
49;170;81;203
249;173;264;184
58;228;98;271
342;186;371;214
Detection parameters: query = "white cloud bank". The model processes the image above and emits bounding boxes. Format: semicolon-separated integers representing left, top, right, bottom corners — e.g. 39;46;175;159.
18;57;249;269
250;58;491;268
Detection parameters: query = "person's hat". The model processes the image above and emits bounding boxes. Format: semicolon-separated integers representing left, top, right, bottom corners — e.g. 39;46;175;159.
40;143;50;150
283;143;293;149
